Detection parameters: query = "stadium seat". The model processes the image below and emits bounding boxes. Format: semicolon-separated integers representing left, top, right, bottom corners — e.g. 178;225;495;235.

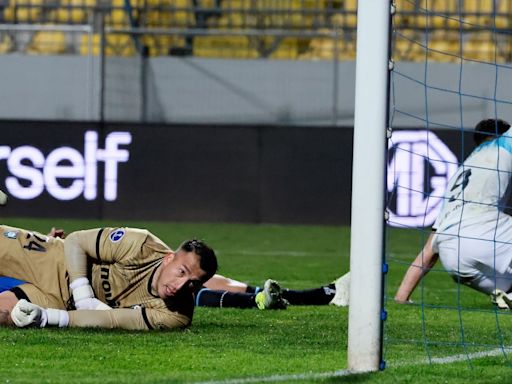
340;0;357;29
0;34;13;54
494;0;510;29
196;36;300;60
106;0;130;27
427;31;460;62
80;32;137;56
135;0;194;56
412;0;459;29
298;29;355;61
26;30;67;54
462;32;506;63
4;0;44;23
52;0;96;24
394;0;416;29
193;35;259;58
393;33;426;62
462;0;495;29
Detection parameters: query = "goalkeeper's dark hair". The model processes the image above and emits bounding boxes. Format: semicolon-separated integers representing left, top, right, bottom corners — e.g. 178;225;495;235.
178;239;218;281
473;118;511;145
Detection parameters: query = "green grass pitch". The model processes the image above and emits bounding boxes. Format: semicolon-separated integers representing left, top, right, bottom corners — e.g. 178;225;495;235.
1;217;512;383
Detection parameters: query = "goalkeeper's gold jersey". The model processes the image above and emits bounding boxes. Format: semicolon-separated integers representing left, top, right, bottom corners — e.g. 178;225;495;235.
0;225;194;330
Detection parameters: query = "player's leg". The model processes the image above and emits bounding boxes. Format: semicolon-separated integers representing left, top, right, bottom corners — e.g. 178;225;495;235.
281;272;350;306
203;274;250;293
196;279;288;309
201;273;349;307
438;228;512;308
196;289;258;308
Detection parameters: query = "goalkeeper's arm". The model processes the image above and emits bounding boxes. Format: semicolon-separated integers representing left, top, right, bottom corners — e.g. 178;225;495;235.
64;229;111;310
11;301;190;330
394;231;439;304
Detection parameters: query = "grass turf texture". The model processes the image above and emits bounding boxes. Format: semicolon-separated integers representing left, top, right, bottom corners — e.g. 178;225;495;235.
0;217;512;383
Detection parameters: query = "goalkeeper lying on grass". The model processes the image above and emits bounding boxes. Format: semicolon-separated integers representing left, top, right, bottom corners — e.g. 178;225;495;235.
0;223;217;330
0;226;349;315
1;268;350;312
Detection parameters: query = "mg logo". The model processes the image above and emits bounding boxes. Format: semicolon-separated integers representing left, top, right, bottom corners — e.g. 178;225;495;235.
387;130;458;227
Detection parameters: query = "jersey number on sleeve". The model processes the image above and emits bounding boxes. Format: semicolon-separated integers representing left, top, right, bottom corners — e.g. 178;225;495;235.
23;232;47;253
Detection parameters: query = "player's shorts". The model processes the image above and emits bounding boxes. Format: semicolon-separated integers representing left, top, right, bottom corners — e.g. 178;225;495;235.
434;215;512;294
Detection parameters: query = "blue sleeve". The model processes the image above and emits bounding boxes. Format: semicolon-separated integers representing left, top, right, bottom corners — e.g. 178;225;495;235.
0;276;25;292
496;128;512;154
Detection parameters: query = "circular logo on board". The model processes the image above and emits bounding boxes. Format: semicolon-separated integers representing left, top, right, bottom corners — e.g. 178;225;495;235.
387;130;458;227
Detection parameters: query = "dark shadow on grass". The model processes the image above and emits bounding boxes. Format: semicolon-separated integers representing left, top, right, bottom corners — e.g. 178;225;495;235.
323;372;375;383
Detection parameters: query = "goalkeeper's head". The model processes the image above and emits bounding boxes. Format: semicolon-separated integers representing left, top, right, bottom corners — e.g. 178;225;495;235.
473;118;511;145
178;239;218;283
154;239;218;299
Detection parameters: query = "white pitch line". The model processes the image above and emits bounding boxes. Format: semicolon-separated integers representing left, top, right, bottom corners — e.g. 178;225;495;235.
192;370;353;384
415;347;511;365
193;347;512;384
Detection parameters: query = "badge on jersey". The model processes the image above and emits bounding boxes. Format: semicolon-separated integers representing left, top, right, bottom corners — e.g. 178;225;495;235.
3;230;18;239
109;229;125;242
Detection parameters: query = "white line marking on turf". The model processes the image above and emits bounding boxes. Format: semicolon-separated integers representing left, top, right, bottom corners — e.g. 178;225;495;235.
412;347;511;366
193;370;352;384
193;347;512;384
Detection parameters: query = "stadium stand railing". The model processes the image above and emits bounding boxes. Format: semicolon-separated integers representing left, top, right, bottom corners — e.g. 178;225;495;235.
0;0;510;62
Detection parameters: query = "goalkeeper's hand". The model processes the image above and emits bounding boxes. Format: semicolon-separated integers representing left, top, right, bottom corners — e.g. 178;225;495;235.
70;277;111;310
10;299;69;328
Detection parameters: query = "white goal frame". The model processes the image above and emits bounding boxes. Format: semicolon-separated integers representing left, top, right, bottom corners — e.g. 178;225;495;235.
347;0;391;372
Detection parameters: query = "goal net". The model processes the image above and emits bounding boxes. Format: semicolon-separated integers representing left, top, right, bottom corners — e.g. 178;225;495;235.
385;0;512;368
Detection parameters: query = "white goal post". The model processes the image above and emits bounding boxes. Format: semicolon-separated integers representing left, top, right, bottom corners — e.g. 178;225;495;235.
347;0;391;372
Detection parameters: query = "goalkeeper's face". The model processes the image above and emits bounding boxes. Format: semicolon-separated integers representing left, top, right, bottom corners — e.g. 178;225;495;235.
155;251;206;299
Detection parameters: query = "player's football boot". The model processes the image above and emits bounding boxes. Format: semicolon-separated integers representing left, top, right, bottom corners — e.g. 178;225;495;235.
491;289;512;309
329;272;350;307
255;279;288;310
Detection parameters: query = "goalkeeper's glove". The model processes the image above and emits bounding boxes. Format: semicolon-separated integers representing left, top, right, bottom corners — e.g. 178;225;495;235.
10;299;69;328
70;277;111;310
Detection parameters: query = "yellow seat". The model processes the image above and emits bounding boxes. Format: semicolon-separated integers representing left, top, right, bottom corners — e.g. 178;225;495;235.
393;34;425;62
298;29;355;61
394;0;416;29
0;34;13;54
412;0;459;29
80;33;137;56
194;36;259;59
463;32;506;63
341;0;357;29
140;34;189;56
462;0;495;29
495;0;510;29
267;37;299;59
26;31;67;55
4;0;43;23
106;0;130;27
52;0;96;24
427;31;460;62
143;0;194;28
137;0;194;55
